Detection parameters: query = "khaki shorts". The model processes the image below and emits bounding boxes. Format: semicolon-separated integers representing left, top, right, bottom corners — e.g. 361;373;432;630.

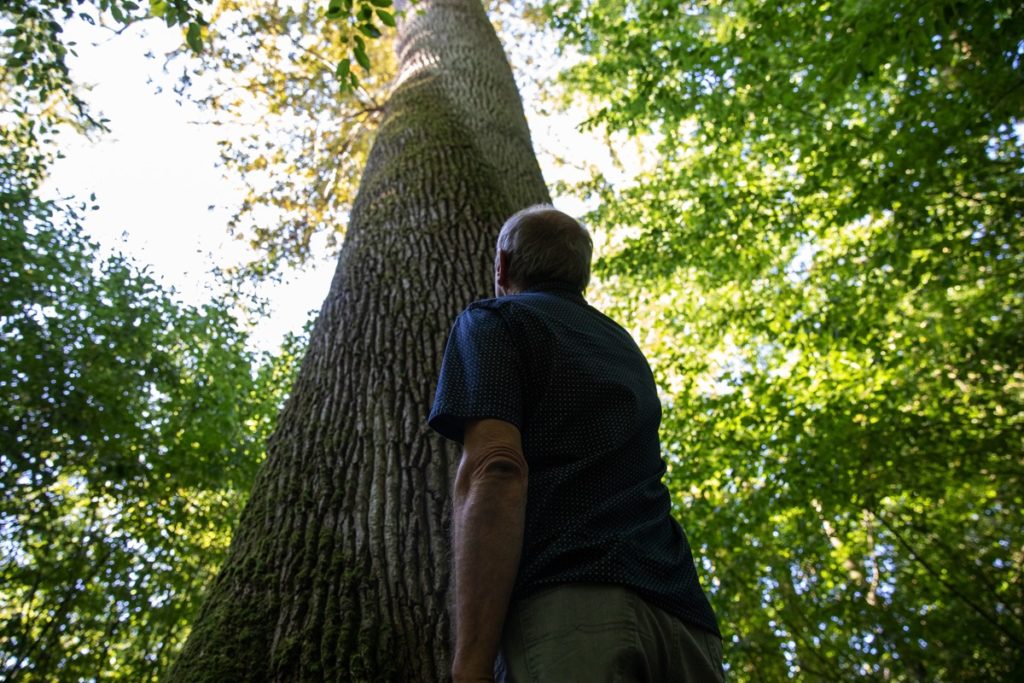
497;584;725;682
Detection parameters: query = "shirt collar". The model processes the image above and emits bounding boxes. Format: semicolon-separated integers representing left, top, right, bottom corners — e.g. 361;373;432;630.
522;281;587;303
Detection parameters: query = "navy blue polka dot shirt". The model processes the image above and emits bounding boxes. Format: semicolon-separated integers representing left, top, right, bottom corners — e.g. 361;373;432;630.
429;282;720;637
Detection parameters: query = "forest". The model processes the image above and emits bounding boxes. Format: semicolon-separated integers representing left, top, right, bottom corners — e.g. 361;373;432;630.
2;0;1021;680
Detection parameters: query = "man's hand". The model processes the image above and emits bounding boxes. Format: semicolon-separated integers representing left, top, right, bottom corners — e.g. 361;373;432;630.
451;418;527;682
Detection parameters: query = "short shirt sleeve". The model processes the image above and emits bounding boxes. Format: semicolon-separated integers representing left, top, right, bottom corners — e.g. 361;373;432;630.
428;304;523;443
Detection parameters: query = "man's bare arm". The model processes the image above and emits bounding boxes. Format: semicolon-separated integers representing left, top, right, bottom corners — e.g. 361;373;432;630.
451;418;527;682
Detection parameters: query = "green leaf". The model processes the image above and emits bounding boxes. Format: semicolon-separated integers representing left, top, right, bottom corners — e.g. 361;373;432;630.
185;22;202;52
353;45;370;71
149;0;166;18
376;9;395;27
358;23;382;38
335;58;350;80
369;0;391;6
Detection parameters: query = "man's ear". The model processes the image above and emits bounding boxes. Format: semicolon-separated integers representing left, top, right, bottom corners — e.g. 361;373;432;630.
495;250;511;292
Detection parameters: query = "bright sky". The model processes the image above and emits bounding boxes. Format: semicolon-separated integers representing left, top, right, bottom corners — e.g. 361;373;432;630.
44;19;333;352
43;13;644;353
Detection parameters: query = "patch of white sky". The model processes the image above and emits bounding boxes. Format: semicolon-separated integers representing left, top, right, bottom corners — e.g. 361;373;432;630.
43;6;661;353
43;17;333;353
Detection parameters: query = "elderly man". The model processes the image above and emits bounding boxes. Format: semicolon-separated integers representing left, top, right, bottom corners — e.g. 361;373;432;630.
429;206;724;682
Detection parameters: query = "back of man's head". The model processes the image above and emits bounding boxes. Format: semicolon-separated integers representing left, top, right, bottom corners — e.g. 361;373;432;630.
497;206;593;293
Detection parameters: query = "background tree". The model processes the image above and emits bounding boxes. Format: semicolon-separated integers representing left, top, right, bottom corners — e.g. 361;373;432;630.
168;0;550;679
0;190;306;681
547;0;1023;679
1;2;305;679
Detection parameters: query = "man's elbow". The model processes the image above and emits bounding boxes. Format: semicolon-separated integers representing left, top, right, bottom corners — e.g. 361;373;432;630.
458;447;528;497
478;448;528;483
457;418;527;498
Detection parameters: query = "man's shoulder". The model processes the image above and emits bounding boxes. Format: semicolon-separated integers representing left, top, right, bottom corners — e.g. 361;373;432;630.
467;289;587;315
462;292;640;354
454;297;512;330
463;295;507;313
460;293;548;321
452;294;570;351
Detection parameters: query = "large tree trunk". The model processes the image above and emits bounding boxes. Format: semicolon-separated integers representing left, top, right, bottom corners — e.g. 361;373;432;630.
168;1;549;680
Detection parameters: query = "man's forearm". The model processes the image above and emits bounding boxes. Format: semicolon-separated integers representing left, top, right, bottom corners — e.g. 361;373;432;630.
452;452;527;681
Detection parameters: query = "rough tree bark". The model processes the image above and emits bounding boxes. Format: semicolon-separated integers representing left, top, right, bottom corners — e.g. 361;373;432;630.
168;1;549;680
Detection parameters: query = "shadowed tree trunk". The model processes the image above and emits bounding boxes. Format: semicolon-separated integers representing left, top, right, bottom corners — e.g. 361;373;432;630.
168;0;549;679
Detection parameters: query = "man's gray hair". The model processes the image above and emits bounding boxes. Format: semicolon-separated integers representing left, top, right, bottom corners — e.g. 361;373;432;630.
496;205;593;292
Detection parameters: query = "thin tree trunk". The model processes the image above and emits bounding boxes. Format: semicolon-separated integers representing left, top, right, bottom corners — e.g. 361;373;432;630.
168;1;548;680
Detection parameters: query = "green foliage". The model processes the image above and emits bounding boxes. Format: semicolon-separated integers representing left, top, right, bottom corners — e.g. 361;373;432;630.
325;0;395;85
0;214;306;681
1;2;309;678
0;206;307;679
553;0;1023;679
3;0;211;105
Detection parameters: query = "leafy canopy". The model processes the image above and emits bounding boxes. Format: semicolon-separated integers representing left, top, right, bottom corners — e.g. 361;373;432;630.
1;207;306;680
549;0;1023;679
1;1;310;678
